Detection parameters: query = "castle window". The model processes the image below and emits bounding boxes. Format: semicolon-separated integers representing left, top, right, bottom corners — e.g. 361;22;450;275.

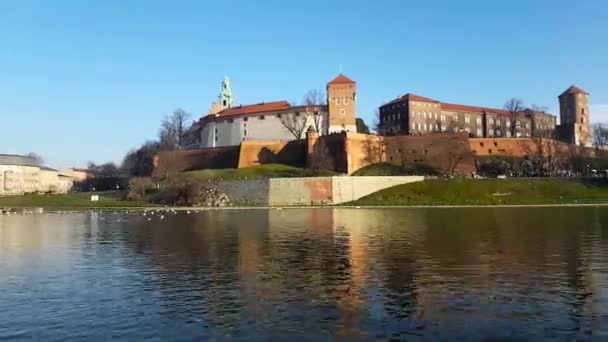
243;117;248;121
581;118;584;124
295;112;301;117
336;98;341;105
344;98;349;105
277;113;282;118
340;109;345;115
259;115;265;120
228;119;234;123
582;108;586;115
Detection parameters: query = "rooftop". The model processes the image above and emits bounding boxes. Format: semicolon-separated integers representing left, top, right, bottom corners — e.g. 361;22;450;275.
327;73;356;85
216;101;291;117
0;154;40;167
383;93;441;106
560;85;589;96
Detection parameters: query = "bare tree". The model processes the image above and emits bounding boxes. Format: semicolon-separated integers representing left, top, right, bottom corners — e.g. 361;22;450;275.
27;152;44;165
504;98;525;137
121;140;161;177
302;89;326;106
311;112;323;133
159;109;192;150
592;123;608;154
309;139;335;171
372;109;383;135
281;112;308;139
530;104;549;112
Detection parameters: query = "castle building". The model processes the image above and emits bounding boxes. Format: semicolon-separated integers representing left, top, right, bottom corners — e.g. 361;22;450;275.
188;74;357;149
378;85;590;146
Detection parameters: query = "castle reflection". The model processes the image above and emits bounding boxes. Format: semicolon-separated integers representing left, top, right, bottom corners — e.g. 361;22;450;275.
1;207;608;338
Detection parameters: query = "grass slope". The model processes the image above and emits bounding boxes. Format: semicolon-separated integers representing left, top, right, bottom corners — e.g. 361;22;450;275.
170;164;337;182
352;179;608;206
0;191;149;208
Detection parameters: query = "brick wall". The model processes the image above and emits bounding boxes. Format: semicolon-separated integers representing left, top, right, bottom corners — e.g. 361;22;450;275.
238;140;306;168
152;146;240;178
343;132;476;175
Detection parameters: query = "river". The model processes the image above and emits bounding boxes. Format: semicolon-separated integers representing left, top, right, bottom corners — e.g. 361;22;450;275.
1;207;608;340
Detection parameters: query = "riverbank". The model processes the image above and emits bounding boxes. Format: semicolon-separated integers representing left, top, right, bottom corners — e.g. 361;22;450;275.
2;178;608;209
0;191;148;209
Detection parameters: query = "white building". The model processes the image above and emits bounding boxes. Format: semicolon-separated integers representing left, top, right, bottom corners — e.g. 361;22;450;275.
0;154;73;196
189;74;358;149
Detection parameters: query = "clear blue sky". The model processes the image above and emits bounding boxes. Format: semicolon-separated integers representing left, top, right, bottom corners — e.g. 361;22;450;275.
1;0;607;168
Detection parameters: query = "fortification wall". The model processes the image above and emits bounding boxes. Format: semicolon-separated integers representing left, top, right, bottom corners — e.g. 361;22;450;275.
152;146;240;178
469;138;590;158
238;140;306;168
342;132;476;175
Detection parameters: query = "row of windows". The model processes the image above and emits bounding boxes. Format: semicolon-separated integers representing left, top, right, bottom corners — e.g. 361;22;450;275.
223;111;319;124
333;97;353;105
412;102;440;108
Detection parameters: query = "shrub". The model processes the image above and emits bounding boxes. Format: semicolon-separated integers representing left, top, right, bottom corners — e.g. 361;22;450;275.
126;177;156;200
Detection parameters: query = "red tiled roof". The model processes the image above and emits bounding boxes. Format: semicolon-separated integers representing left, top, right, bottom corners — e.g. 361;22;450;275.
383;93;440;106
560;85;589;96
327;74;356;84
217;101;291;117
441;102;510;115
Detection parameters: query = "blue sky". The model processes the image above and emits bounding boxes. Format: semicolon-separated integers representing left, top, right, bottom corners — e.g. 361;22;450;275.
1;0;607;168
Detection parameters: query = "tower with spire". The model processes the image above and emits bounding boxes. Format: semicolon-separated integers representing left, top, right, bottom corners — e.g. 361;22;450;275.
219;76;234;109
207;76;235;115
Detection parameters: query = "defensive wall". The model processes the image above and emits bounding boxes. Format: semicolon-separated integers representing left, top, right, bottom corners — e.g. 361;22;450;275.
153;132;597;178
216;176;424;206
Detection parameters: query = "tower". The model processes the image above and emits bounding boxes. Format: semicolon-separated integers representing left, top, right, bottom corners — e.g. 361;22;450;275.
559;85;590;146
326;74;357;134
219;76;234;109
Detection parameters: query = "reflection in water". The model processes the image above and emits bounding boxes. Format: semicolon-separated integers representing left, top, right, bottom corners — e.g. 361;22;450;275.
1;208;608;340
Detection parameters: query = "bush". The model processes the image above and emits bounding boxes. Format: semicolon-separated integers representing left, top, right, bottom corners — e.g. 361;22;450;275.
149;180;229;207
126;177;156;200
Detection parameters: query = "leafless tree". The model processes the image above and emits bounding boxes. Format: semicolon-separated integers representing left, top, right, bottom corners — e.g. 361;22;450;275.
159;109;192;150
309;139;334;171
372;109;384;135
361;136;384;165
530;104;549;113
27;152;44;165
592;123;608;154
311;112;323;133
521;131;561;176
302;89;326;106
445;117;464;133
281;112;308;139
504;98;525;137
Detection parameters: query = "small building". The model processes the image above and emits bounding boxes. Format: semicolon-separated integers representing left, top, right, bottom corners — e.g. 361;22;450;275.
0;154;73;196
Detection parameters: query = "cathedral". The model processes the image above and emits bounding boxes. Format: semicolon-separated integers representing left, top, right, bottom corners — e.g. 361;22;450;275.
183;74;357;149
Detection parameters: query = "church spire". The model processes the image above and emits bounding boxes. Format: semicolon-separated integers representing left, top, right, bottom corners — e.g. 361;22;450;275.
219;76;234;109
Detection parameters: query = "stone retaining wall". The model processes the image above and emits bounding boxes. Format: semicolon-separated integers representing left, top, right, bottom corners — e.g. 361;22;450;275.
217;176;424;206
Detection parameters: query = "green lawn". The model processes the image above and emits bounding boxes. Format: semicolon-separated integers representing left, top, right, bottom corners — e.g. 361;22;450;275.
351;178;608;206
169;164;337;182
0;191;150;208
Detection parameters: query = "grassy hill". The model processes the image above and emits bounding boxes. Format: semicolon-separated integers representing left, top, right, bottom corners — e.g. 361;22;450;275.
351;178;608;206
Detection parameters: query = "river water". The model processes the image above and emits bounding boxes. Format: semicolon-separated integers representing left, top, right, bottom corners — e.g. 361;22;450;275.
1;207;608;340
